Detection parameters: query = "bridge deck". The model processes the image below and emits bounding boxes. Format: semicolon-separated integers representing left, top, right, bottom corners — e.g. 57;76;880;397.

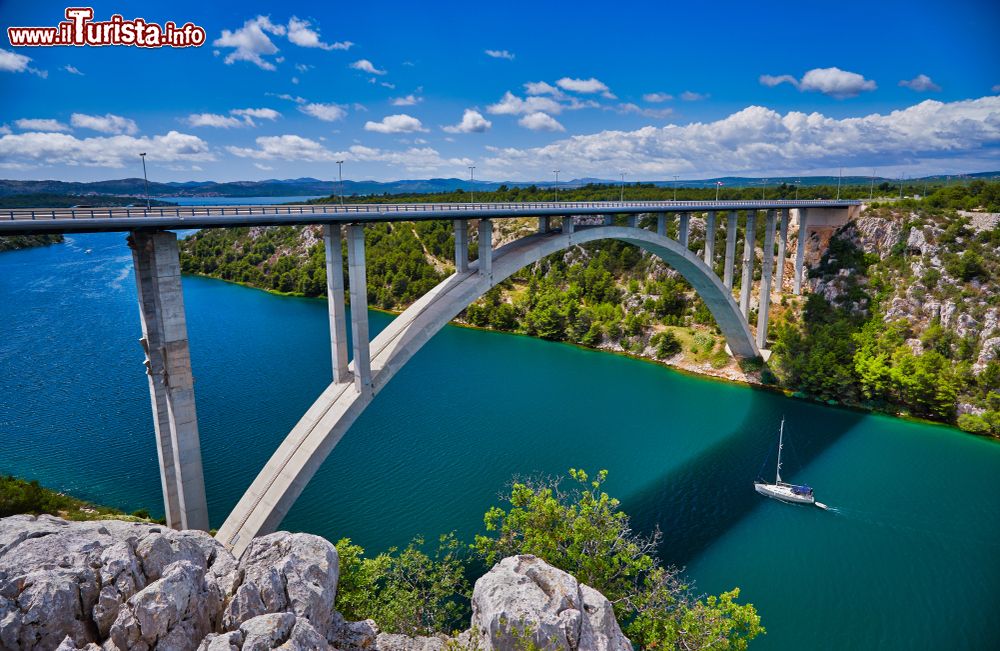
0;199;861;235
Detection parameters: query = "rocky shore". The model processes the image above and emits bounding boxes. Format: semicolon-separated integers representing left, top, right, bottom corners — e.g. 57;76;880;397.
0;515;630;651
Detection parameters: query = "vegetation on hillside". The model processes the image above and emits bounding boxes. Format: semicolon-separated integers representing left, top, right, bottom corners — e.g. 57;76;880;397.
0;474;158;522
335;469;763;650
0;234;64;252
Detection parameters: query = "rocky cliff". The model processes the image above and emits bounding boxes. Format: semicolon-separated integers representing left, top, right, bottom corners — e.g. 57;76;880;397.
0;515;629;651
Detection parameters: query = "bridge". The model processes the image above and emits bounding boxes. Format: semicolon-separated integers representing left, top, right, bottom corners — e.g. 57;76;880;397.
3;199;861;556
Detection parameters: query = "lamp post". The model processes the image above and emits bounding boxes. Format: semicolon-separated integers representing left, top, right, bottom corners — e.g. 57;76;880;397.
620;172;626;202
794;179;801;200
673;175;678;201
553;170;560;201
139;152;150;210
761;178;767;200
870;168;876;201
837;167;842;200
716;180;722;201
468;166;475;204
336;160;344;205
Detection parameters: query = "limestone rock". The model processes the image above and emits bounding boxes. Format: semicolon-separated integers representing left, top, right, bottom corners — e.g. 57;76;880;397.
471;555;631;651
328;612;379;650
375;633;447;651
224;532;339;637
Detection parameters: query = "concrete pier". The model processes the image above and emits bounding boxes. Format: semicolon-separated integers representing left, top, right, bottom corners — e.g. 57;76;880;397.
724;211;737;289
739;210;756;318
627;214;638;228
478;219;493;278
346;224;372;393
657;214;667;236
794;208;808;295
678;212;690;247
453;219;469;273
757;210;777;350
129;230;209;531
704;211;716;267
775;209;788;293
563;215;574;234
538;216;550;233
323;225;350;384
604;215;614;226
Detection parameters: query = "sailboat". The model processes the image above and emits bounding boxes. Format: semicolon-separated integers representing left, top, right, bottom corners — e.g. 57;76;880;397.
754;418;827;509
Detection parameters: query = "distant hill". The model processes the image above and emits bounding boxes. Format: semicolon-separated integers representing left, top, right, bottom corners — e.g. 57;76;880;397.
1;171;996;199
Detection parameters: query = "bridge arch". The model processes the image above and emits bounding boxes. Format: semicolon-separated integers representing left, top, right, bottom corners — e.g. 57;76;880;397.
216;224;759;556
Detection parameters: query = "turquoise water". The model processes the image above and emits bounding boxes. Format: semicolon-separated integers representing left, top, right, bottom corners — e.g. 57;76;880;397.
1;232;998;650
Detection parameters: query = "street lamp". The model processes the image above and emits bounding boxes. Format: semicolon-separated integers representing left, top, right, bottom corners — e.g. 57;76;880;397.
794;179;801;200
716;180;722;201
336;160;345;205
139;152;150;210
673;175;679;201
553;170;560;201
870;168;876;201
761;178;767;200
837;167;842;200
620;172;626;202
468;166;476;204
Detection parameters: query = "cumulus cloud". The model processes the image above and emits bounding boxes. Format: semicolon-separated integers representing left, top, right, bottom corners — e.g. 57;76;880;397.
643;92;673;103
616;103;673;119
488;91;564;116
364;114;427;134
63;65;84;76
680;91;709;101
0;130;214;167
556;77;615;99
213;16;286;70
286;16;352;50
993;84;1000;93
518;112;565;132
0;49;46;77
188;108;280;128
15;118;69;132
391;94;422;106
231;107;281;122
345;145;473;173
70;113;138;135
485;49;515;60
899;74;941;92
479;96;1000;179
443;109;492;134
350;59;386;75
760;67;877;99
299;103;347;122
228;134;336;161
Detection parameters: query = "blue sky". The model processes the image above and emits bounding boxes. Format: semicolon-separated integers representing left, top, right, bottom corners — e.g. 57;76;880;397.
1;0;998;182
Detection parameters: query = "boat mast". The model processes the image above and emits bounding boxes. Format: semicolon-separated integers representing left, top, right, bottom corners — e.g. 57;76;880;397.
776;417;784;484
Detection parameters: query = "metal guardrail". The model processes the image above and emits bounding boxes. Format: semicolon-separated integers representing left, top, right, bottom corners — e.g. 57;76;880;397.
4;199;862;222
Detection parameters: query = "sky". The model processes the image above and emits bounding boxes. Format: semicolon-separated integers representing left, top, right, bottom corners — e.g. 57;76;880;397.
0;0;998;183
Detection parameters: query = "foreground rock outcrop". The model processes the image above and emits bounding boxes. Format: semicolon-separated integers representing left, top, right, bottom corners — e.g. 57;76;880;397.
0;515;629;651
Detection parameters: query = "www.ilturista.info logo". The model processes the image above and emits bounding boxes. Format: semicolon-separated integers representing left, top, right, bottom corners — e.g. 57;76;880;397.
7;7;206;48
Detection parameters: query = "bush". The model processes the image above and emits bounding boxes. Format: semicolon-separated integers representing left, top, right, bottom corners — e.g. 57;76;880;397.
957;413;992;435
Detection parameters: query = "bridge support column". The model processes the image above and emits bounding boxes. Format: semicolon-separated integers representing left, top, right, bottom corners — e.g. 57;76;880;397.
704;211;716;267
563;215;574;234
346;224;372;393
627;214;638;228
739;210;756;318
478;219;493;279
794;208;808;295
724;211;737;289
775;209;788;293
538;216;550;234
657;214;667;236
454;220;469;273
129;230;209;532
604;215;614;226
323;225;350;384
678;212;690;247
757;210;777;351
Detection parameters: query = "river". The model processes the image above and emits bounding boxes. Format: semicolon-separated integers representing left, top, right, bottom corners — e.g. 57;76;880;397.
1;231;998;650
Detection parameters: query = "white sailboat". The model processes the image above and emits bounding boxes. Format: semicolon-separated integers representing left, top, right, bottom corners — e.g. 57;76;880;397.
754;418;827;509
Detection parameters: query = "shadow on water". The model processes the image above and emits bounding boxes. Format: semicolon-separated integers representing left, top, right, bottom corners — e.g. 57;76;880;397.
623;388;866;568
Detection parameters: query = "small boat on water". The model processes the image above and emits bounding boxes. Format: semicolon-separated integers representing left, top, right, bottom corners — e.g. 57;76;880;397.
754;417;827;509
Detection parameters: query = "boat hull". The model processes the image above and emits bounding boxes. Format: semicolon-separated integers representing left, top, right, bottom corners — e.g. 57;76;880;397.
754;481;815;505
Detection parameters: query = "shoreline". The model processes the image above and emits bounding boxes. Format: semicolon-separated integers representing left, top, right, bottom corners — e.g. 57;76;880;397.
183;270;984;438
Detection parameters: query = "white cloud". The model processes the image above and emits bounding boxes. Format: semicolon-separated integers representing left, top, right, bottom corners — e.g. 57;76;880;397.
443;109;492;134
0;125;10;135
485;49;515;60
70;113;138;135
15;118;69;132
63;65;84;76
518;112;565;132
380;81;396;89
228;137;471;172
294;63;313;73
487;91;565;116
643;92;673;103
0;49;47;78
993;84;1000;93
231;107;281;121
299;103;347;122
680;91;709;101
213;16;286;70
524;81;565;97
345;145;473;173
286;17;352;51
253;162;274;170
0;130;214;167
899;74;941;92
350;59;386;75
760;67;876;99
480;96;1000;179
616;103;673;119
391;94;422;106
556;77;615;99
269;92;308;104
364;114;427;133
187;113;244;128
228;134;336;161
